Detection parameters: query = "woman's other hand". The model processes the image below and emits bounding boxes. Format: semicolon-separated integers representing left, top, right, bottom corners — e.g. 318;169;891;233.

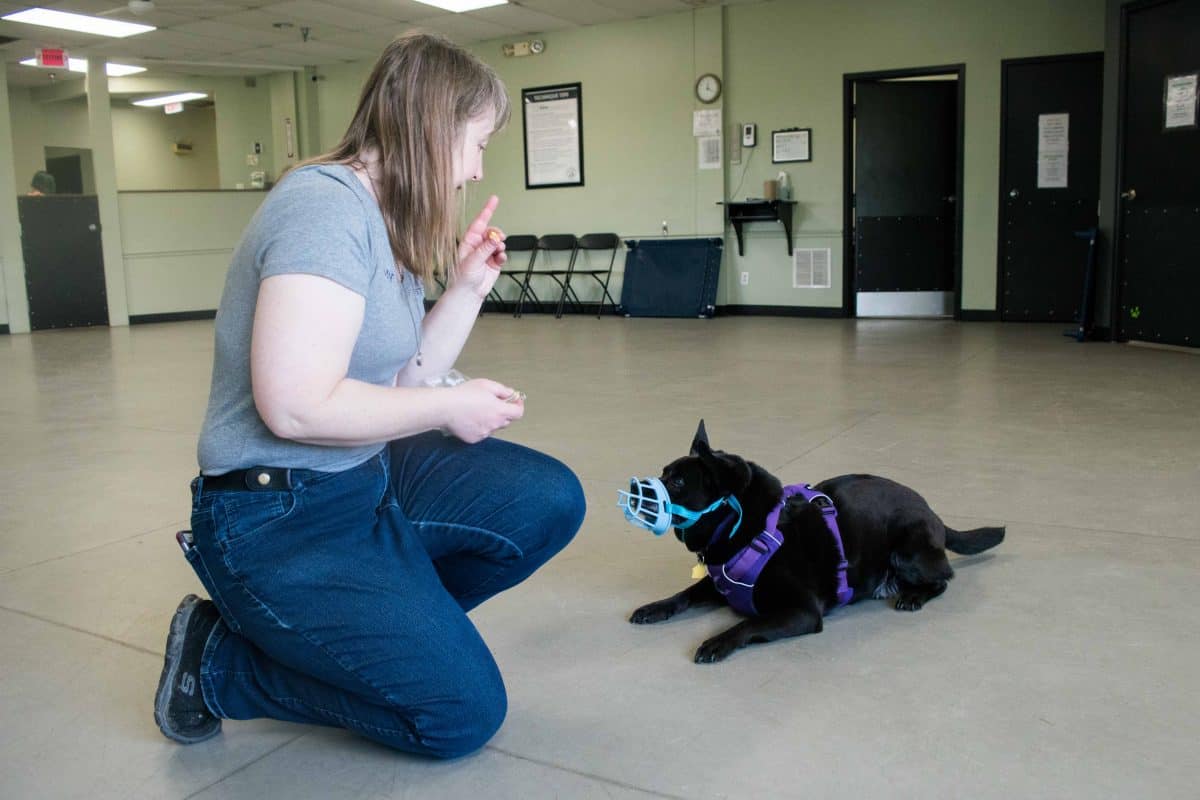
443;379;524;443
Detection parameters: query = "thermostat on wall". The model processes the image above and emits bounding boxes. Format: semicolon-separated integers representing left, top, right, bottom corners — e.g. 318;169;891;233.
742;123;757;147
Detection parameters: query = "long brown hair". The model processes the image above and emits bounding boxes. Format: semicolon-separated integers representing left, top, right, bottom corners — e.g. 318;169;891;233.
301;32;509;281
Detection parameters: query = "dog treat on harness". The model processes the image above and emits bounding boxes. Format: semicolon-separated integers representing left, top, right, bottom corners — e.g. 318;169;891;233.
692;563;707;580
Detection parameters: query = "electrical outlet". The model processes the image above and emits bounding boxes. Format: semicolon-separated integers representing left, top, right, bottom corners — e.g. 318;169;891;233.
740;271;750;285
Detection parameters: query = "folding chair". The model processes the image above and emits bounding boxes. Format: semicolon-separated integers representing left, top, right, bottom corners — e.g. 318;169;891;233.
555;233;620;318
515;234;578;318
488;234;538;313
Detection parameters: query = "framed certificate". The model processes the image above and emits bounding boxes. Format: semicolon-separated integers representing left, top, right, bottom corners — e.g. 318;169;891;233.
522;83;584;189
772;128;812;163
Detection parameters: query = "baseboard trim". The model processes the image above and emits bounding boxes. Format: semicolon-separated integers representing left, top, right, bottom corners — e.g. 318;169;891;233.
959;309;1000;321
717;305;846;318
1126;340;1199;354
479;301;618;316
129;310;217;325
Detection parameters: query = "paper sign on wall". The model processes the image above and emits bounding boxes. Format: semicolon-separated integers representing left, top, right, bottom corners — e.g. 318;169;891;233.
698;135;721;169
1037;112;1069;189
1164;74;1198;129
693;109;721;137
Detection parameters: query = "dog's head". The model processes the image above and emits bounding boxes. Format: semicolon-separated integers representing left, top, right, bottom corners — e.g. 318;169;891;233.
659;420;757;553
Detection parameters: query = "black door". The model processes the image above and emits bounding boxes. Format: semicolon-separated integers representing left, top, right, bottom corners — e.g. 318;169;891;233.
1117;0;1200;347
853;79;958;317
18;195;109;330
999;54;1103;322
45;155;84;194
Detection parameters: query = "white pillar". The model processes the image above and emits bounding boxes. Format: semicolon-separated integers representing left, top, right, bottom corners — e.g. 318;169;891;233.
86;59;129;326
0;64;31;333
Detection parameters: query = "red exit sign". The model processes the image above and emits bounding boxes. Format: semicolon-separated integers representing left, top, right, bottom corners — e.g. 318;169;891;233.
36;48;68;68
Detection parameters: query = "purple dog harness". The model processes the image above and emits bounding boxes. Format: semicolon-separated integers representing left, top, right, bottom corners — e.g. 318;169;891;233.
707;484;853;616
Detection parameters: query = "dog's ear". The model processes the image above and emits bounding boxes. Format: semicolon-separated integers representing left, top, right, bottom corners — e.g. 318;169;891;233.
689;419;709;456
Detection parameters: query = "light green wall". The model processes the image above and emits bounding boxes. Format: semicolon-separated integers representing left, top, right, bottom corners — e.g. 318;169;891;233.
310;1;1104;311
724;0;1105;308
213;77;275;189
10;96;219;191
119;191;265;315
110;105;219;190
268;73;299;180
9;80;261;191
468;12;719;242
316;11;722;237
314;11;727;303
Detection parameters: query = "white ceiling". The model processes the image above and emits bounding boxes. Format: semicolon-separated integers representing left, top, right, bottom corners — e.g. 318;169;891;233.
1;0;763;87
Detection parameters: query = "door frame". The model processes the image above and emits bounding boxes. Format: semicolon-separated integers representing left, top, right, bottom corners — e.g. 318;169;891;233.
1111;0;1181;342
994;51;1104;317
842;63;966;318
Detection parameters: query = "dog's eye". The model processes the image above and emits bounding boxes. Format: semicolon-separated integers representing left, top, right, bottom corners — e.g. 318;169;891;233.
668;477;685;489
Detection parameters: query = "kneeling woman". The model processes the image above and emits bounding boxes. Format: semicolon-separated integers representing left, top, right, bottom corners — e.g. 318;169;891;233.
154;32;585;758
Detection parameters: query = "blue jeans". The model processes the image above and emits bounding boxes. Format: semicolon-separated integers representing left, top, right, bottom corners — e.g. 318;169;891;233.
184;433;585;758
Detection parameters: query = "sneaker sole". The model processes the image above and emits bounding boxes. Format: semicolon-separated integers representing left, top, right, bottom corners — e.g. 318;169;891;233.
154;594;221;744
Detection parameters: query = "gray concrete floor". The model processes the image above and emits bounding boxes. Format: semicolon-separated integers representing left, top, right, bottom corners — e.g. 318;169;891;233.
1;315;1198;799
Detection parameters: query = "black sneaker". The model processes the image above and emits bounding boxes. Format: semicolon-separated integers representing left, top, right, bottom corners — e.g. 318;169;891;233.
154;594;222;744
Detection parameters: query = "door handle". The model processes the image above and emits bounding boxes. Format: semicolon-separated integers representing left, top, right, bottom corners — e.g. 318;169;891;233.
1008;189;1019;199
1120;189;1137;201
88;223;97;231
943;195;956;204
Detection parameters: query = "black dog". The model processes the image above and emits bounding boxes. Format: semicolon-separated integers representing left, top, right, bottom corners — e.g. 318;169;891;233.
630;421;1004;663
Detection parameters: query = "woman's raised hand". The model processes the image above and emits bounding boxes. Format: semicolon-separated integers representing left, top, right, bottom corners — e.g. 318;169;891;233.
455;195;508;298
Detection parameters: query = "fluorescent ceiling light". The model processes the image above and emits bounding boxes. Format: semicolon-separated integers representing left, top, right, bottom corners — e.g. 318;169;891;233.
411;0;507;12
133;92;207;107
2;7;155;38
20;57;146;77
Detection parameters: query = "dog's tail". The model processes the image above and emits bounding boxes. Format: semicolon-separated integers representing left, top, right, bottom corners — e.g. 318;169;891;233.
944;526;1005;555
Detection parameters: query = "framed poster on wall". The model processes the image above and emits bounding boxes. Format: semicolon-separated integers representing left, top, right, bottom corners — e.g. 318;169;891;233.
522;83;584;189
772;128;812;163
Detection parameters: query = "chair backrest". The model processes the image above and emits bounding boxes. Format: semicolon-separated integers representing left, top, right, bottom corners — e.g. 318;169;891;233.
537;233;578;252
577;232;619;250
503;234;538;252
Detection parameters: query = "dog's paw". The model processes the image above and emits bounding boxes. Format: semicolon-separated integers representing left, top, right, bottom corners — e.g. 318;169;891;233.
894;594;926;612
694;635;739;664
630;602;677;624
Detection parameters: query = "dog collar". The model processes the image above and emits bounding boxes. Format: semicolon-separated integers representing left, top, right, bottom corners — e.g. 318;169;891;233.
708;484;853;616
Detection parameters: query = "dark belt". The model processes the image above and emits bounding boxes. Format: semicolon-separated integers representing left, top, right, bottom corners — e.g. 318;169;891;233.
199;467;296;493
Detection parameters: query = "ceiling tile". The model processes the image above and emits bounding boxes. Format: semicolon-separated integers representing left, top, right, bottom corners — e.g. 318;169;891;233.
228;43;347;65
413;13;519;44
470;4;578;35
171;19;293;44
512;0;627;26
332;0;446;23
256;0;400;32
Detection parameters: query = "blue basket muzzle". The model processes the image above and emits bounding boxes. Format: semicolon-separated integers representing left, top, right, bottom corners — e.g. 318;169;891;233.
617;477;743;538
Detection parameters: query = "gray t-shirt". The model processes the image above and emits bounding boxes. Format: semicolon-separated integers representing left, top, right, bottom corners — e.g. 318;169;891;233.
198;163;425;475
